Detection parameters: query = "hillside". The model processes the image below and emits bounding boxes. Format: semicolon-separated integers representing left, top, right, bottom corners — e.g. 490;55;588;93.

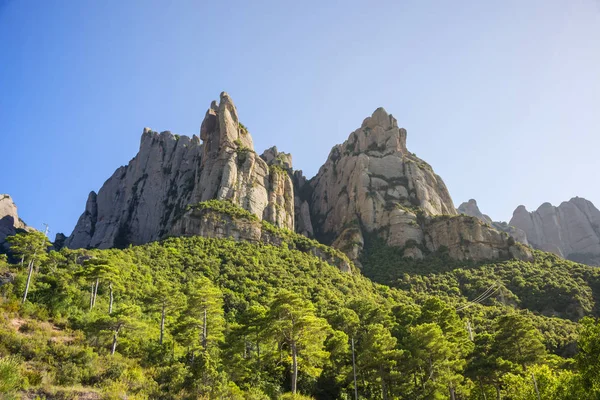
1;202;600;399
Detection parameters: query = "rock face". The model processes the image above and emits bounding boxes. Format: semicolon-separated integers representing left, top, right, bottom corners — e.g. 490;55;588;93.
509;197;600;265
0;194;30;245
457;199;493;225
458;199;528;245
425;216;531;261
309;108;527;262
66;93;294;249
66;95;530;265
169;204;352;273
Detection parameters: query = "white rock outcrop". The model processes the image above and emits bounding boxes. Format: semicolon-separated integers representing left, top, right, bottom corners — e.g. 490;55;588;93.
66;93;294;249
509;197;600;265
0;194;30;244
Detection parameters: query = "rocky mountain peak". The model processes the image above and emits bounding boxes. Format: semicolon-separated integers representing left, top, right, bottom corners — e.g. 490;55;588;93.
66;92;295;250
310;108;528;263
200;91;253;155
458;198;528;246
509;197;600;265
457;199;493;225
0;194;31;247
260;146;293;170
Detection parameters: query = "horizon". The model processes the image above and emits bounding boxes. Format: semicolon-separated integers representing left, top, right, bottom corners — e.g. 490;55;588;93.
2;1;599;237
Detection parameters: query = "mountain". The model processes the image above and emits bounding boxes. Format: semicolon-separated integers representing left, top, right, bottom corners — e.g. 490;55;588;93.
66;92;294;250
6;95;600;400
457;199;528;245
66;94;531;264
510;197;600;265
0;194;31;247
307;108;529;262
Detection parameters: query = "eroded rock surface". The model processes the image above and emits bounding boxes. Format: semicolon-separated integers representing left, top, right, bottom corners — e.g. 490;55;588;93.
510;197;600;265
0;194;30;246
66;93;294;249
458;199;528;245
309;108;524;262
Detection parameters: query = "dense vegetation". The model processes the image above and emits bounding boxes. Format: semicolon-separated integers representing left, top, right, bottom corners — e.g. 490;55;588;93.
2;212;600;398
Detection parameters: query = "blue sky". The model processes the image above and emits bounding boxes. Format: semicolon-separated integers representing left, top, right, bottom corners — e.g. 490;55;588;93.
1;0;599;238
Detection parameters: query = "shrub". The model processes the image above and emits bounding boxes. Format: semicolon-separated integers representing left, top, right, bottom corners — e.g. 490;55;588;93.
0;356;25;394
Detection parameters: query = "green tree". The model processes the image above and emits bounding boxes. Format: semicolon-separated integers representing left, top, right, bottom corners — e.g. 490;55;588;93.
493;313;546;371
146;277;185;345
174;276;225;358
268;290;331;394
576;317;600;394
78;257;121;313
6;231;50;303
407;323;466;399
93;304;144;355
357;323;402;400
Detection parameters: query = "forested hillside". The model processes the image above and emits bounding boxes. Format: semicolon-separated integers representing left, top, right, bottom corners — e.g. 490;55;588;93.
2;205;600;399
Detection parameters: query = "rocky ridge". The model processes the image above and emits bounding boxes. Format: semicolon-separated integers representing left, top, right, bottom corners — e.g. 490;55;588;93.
66;94;532;265
457;199;529;245
510;197;600;265
169;201;352;273
65;93;294;250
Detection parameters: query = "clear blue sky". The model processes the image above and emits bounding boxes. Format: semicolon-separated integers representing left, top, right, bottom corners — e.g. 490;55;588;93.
1;1;599;238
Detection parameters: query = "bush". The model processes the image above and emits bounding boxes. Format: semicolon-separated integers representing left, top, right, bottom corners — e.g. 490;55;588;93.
0;356;25;394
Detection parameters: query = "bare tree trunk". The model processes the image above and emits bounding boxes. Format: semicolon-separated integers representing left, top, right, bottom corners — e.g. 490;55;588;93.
20;255;24;267
380;365;388;400
108;283;114;314
352;337;358;400
479;378;487;400
92;277;99;307
111;326;120;355
531;373;541;400
202;308;208;350
449;383;456;400
291;340;298;394
256;331;261;370
90;283;94;310
496;385;501;400
22;259;35;304
159;301;166;345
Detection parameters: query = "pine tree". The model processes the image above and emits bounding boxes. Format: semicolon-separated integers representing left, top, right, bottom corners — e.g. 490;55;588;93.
267;290;331;394
6;231;50;303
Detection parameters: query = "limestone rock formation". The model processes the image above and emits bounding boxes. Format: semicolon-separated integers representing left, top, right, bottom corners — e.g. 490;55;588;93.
0;194;30;245
425;215;532;261
509;197;600;265
66;93;294;249
457;199;493;225
309;108;528;262
458;199;528;245
66;95;530;265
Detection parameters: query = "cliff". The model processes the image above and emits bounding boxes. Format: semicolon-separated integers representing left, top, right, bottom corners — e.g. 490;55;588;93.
510;197;600;265
66;93;294;249
0;194;31;247
457;199;529;245
66;94;531;265
309;108;529;262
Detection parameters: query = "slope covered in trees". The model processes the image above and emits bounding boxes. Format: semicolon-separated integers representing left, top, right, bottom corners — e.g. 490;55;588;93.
1;204;600;399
